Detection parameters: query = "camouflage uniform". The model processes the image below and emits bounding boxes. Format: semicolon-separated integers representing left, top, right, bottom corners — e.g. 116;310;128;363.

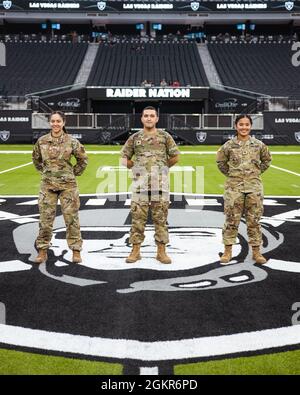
32;132;88;251
121;129;180;245
216;136;271;246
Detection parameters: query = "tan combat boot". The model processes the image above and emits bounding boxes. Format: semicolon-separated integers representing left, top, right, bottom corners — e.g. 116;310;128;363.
126;244;141;263
35;249;48;264
220;245;232;264
252;246;267;264
72;250;82;263
156;242;172;264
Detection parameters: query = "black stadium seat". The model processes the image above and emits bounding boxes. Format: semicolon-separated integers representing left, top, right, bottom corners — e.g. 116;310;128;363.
208;42;300;99
0;42;88;96
87;41;208;87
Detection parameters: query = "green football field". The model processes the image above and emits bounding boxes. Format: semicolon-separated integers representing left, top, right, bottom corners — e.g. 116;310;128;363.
0;144;299;375
0;144;300;196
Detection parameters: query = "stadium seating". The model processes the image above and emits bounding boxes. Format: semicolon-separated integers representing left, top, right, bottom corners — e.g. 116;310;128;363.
0;42;88;96
87;41;208;87
208;42;300;99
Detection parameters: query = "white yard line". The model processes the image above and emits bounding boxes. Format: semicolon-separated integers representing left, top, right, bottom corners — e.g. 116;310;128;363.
1;193;300;198
0;162;33;175
270;165;300;177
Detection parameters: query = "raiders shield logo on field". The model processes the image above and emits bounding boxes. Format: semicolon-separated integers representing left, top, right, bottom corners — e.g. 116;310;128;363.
0;194;299;372
190;2;200;11
285;1;294;11
295;131;300;143
97;1;106;11
3;1;12;10
196;131;207;143
0;130;10;141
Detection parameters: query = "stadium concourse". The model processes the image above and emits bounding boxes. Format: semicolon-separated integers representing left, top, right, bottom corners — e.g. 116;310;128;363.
0;0;300;377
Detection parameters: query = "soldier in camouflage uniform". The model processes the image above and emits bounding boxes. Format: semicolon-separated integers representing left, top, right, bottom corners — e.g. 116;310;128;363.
216;114;272;264
121;106;180;264
32;111;88;264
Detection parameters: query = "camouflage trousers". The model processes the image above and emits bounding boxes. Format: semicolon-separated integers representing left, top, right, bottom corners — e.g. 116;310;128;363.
223;188;264;246
129;192;170;245
36;185;82;251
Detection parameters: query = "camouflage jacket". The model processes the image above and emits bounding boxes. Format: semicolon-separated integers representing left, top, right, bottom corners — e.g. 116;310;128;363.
32;132;88;190
121;129;180;192
216;136;272;192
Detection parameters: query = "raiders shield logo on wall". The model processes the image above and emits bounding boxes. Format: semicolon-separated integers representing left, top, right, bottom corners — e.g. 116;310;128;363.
294;131;300;143
190;2;200;12
0;130;10;141
196;131;207;143
3;1;12;10
285;1;294;11
101;131;111;143
97;1;106;11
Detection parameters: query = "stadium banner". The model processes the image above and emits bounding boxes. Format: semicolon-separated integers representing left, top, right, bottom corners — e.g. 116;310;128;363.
172;128;297;145
43;88;88;113
264;111;300;144
87;87;209;100
0;110;32;144
209;89;257;114
1;1;300;13
1;127;297;145
32;128;127;144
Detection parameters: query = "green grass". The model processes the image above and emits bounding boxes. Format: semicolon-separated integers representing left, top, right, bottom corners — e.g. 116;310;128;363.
0;144;299;374
0;145;299;196
175;349;300;375
0;347;299;375
0;348;122;375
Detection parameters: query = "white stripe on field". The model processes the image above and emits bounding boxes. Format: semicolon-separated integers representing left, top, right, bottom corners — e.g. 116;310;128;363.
1;150;300;155
270;165;300;177
0;324;299;361
1;193;300;199
0;162;33;175
139;367;159;375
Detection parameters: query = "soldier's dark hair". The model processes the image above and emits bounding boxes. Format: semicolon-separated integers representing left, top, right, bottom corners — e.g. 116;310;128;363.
142;106;158;116
49;111;67;133
234;114;253;126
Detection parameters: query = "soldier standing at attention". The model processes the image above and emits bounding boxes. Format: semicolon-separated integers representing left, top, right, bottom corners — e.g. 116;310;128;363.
216;114;272;264
32;111;88;264
121;106;180;264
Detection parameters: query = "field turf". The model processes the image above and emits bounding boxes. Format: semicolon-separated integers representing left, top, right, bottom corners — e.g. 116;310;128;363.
0;144;299;375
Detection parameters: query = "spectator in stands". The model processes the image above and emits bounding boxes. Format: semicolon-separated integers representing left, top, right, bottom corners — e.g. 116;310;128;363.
171;80;180;87
216;114;272;265
71;31;78;44
121;106;180;264
160;78;168;87
32;111;88;265
141;79;148;87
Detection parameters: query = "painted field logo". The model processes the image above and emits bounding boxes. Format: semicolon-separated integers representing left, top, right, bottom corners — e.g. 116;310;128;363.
0;194;299;369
